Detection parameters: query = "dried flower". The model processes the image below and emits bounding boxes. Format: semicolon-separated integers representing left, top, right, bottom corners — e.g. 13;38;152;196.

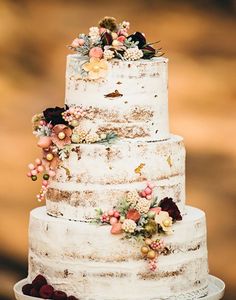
126;191;140;206
99;16;118;32
126;209;141;222
124;47;143;61
122;219;137;233
155;211;173;234
159;197;182;221
89;26;100;43
135;198;151;214
43;106;69;126
51;124;72;148
103;49;115;60
82;57;108;80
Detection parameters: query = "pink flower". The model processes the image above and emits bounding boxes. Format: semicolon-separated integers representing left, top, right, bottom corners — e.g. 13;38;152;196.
37;136;52;149
51;124;72;148
149;207;162;215
111;222;123;234
89;47;103;59
71;38;80;48
117;36;126;43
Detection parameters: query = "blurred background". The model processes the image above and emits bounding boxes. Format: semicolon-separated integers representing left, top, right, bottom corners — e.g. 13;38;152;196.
0;0;235;299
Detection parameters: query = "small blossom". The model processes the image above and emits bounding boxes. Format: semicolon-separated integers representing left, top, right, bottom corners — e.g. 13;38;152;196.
89;47;103;59
124;47;143;61
89;26;100;43
155;211;173;234
135;198;151;214
126;191;140;206
103;49;115;60
122;219;137;233
71;38;80;48
51;124;72;149
82;58;108;80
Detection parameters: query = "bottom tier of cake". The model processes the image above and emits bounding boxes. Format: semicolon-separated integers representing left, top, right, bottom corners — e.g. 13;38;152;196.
28;206;209;300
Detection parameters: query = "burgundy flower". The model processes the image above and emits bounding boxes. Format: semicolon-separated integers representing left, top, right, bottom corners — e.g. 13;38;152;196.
43;106;69;126
128;32;147;49
159;197;182;221
101;31;113;47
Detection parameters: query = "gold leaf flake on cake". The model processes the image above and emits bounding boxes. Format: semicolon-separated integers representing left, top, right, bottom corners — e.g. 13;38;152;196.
135;163;145;175
167;155;172;167
104;90;123;98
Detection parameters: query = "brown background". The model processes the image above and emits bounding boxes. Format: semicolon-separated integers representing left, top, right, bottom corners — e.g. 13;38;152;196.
0;0;235;299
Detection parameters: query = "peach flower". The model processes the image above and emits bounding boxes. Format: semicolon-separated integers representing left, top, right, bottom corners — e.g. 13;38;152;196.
89;47;103;59
51;124;72;148
82;58;108;80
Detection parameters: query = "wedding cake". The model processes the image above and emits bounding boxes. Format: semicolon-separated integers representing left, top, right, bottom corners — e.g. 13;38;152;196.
23;17;210;300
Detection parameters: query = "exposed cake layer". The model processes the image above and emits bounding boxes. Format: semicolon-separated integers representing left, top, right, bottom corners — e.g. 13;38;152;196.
65;55;169;141
29;206;208;300
46;135;185;221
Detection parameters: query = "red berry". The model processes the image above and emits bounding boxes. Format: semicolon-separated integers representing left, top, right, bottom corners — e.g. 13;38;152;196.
53;290;67;300
22;284;33;295
32;274;47;290
68;296;79;300
39;284;54;299
30;288;40;297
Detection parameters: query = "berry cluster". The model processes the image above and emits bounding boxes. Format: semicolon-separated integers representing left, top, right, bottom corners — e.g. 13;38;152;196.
62;106;86;127
27;159;56;202
100;209;120;225
139;182;156;200
140;238;165;271
22;275;79;299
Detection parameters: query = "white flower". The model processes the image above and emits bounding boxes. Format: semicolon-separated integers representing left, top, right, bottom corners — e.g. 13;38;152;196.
155;211;173;234
124;47;143;61
82;58;109;80
89;26;100;43
126;191;140;206
122;219;137;233
135;198;151;214
103;49;115;60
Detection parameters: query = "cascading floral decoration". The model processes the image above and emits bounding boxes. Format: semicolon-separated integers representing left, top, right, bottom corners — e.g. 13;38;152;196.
69;16;163;79
27;105;117;202
94;182;182;272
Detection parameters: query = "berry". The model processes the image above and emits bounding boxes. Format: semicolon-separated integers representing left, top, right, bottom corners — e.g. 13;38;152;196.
22;284;33;295
32;274;47;290
53;290;67;300
31;175;37;181
43;173;50;180
39;284;54;299
68;296;79;300
30;288;40;297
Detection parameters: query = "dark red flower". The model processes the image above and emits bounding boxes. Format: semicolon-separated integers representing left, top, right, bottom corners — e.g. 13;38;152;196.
67;296;79;300
39;284;54;299
53;290;67;300
128;32;147;48
22;284;33;296
43;106;69;126
30;288;40;297
101;32;113;46
159;197;182;221
32;274;47;290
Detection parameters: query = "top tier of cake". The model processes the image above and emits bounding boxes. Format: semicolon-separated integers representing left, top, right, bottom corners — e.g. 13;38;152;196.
65;55;169;141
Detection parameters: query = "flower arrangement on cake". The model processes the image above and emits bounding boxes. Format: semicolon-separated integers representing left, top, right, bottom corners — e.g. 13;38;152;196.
68;16;163;79
94;182;182;271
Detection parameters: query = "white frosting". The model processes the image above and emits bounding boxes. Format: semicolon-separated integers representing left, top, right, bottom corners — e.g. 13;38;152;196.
65;55;169;141
46;135;185;220
28;206;208;300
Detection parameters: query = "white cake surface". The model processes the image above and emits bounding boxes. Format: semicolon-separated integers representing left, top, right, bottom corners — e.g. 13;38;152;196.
46;135;186;221
65;55;169;141
28;206;208;300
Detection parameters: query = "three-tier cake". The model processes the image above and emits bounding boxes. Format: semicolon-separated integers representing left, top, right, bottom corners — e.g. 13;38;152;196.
18;17;223;300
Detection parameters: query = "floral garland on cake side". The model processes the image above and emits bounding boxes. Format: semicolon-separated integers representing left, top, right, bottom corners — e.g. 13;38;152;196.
27;105;117;201
93;182;182;271
68;16;164;80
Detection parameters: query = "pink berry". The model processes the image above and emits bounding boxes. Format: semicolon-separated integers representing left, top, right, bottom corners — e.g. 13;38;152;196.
110;217;118;225
27;172;32;177
42;180;48;187
140;191;146;197
146;195;152;200
147;182;156;189
144;187;152;195
37;165;44;172
35;158;42;165
49;170;56;177
114;211;120;218
108;210;115;217
31;169;38;176
28;163;35;170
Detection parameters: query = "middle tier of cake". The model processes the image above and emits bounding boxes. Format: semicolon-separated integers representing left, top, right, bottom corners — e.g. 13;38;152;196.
46;135;185;221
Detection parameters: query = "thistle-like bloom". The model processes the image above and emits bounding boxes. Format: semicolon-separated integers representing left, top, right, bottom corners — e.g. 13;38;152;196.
82;58;108;80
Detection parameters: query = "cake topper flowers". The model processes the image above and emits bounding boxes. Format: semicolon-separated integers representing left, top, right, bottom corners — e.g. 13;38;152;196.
27;105;118;202
94;182;182;272
68;16;163;80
